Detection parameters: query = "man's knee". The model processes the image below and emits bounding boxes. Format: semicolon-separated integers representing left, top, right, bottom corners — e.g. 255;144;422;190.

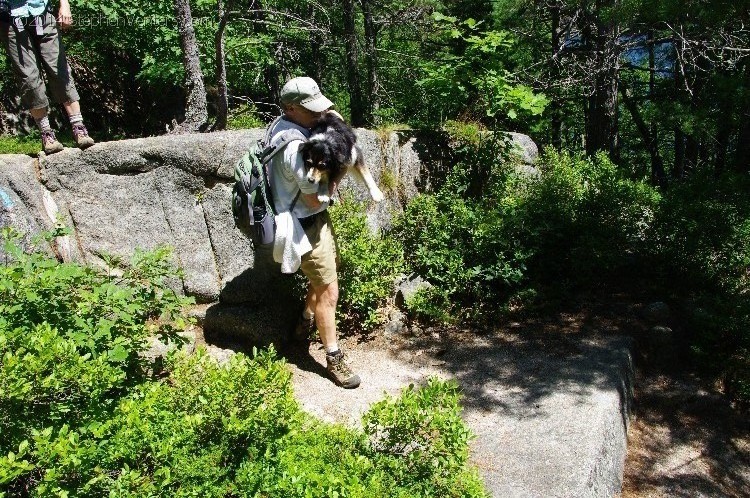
313;280;339;306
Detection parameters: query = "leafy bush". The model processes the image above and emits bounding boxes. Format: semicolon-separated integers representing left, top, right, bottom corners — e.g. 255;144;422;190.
508;149;661;284
650;170;750;402
392;132;526;319
393;144;661;323
227;104;265;130
0;233;485;496
329;197;405;330
235;378;486;498
0;134;41;155
404;286;453;325
363;378;485;497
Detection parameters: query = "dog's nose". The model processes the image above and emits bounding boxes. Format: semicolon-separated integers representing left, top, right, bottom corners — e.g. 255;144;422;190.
308;177;315;183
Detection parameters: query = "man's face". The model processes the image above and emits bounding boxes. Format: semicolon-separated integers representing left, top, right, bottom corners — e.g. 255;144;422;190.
284;104;323;128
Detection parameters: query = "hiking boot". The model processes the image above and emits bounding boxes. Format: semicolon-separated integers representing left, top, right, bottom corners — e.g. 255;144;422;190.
326;350;361;389
293;314;316;343
41;130;64;155
71;123;95;149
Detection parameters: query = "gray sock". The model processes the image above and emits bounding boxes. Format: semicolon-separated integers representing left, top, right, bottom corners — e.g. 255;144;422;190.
35;115;52;133
68;113;83;126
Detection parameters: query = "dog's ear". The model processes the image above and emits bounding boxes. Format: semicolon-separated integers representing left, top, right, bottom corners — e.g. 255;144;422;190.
298;141;312;154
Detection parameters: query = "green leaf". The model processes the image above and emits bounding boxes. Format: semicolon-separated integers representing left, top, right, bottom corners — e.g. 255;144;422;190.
108;344;128;362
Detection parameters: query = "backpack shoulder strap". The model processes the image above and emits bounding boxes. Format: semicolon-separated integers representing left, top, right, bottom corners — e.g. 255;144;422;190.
258;116;307;163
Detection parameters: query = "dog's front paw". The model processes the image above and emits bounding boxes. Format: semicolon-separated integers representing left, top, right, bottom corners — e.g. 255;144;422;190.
369;187;385;202
317;193;331;204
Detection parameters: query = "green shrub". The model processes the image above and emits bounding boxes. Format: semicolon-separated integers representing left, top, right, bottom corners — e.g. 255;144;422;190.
391;138;530;320
404;286;453;325
650;170;750;402
0;134;41;155
510;149;661;284
394;146;661;323
329;197;405;330
363;378;486;497
226;104;265;130
1;234;486;496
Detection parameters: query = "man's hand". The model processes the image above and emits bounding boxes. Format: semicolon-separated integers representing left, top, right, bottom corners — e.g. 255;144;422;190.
57;0;73;29
302;192;324;210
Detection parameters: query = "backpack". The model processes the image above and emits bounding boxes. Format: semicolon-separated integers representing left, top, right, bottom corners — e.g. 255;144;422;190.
232;117;306;246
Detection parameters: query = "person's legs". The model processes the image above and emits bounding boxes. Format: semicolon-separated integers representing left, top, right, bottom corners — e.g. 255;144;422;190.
297;213;360;388
1;17;62;153
36;13;93;149
62;99;94;148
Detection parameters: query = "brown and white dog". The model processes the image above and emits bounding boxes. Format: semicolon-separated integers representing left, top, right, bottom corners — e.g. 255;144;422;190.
298;113;385;204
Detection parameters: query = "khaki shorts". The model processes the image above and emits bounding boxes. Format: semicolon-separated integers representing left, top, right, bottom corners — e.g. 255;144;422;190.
300;210;339;287
0;13;80;110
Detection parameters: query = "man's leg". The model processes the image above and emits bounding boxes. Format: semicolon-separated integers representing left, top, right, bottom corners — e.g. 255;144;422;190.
297;212;359;388
311;280;339;352
307;280;359;389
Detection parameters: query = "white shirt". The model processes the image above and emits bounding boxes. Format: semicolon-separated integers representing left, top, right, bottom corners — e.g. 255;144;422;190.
267;116;329;219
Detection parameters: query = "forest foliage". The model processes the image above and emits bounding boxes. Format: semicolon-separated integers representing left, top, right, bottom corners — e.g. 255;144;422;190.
0;0;748;464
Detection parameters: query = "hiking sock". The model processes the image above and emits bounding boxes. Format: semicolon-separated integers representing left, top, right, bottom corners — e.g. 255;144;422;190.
68;113;84;126
35;115;52;133
325;346;340;356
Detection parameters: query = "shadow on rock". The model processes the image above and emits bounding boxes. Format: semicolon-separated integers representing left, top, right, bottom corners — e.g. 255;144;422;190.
387;306;636;423
203;245;303;349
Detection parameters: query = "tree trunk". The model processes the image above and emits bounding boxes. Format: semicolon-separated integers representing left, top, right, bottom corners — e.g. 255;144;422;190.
342;0;365;126
550;3;562;149
213;0;231;131
172;0;208;133
620;83;667;188
308;2;325;84
673;33;685;179
584;0;619;159
362;0;379;125
648;30;659;173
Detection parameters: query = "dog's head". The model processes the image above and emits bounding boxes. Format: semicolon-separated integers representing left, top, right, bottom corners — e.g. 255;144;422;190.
299;139;342;185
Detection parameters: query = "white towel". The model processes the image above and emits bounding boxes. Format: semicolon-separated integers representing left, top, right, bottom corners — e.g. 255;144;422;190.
273;211;312;274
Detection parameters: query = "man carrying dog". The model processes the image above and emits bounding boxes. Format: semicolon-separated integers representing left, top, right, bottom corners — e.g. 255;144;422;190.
267;76;360;389
0;0;95;154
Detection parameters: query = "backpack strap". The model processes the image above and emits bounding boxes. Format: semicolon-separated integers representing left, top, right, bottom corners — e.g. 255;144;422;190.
258;116;308;163
257;115;307;214
289;189;302;212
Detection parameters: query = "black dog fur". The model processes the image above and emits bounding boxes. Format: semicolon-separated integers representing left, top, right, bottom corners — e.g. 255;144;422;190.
298;112;385;203
299;113;359;186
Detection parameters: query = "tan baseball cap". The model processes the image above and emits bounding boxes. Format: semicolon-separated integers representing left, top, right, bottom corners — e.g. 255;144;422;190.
280;76;334;112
